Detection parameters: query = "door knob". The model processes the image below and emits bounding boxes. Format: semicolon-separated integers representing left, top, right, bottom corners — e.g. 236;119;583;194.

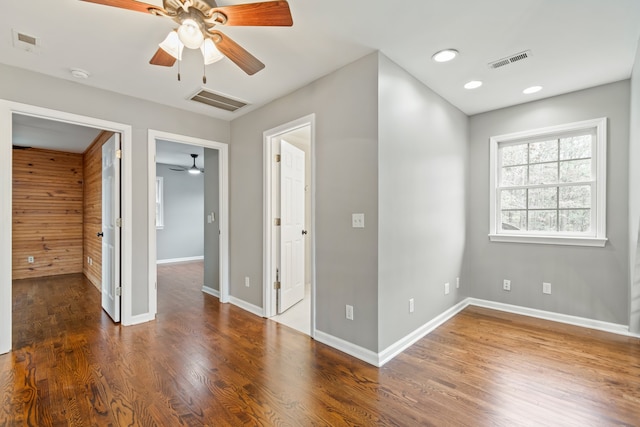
97;232;104;237
302;230;308;235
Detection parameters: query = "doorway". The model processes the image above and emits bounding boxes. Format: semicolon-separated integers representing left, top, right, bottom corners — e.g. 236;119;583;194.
147;130;229;317
263;114;316;336
0;101;133;354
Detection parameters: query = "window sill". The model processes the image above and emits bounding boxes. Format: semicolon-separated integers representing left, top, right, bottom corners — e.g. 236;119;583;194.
488;234;607;247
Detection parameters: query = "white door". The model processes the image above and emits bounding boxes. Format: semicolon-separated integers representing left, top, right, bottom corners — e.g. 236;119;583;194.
278;140;305;313
101;133;121;322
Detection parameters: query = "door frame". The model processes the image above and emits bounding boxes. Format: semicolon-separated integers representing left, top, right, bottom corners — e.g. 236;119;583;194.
263;114;316;336
0;101;133;354
147;129;230;316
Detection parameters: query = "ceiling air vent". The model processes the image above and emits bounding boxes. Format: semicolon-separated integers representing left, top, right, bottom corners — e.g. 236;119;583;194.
189;89;248;112
12;30;40;53
488;50;531;69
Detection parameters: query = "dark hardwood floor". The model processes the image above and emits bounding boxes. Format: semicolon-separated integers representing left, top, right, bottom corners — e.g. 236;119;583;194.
2;262;640;426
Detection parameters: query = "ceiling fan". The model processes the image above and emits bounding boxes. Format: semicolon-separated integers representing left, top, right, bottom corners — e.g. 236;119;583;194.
81;0;293;78
170;153;204;174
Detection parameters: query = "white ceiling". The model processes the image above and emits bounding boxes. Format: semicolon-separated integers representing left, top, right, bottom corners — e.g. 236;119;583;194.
2;0;639;123
12;114;102;152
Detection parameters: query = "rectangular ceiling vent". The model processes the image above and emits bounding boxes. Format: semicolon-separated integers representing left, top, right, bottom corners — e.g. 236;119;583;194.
189;89;248;112
488;50;531;69
12;29;40;53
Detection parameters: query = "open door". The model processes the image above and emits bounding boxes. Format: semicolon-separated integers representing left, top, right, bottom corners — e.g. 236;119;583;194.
278;140;305;313
101;133;121;322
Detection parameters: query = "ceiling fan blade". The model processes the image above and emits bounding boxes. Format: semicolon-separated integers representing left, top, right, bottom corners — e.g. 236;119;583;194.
169;167;187;171
211;1;293;26
81;0;166;14
150;47;177;67
209;31;265;75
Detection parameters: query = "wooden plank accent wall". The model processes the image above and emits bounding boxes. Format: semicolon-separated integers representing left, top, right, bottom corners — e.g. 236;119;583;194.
12;148;84;279
83;131;114;291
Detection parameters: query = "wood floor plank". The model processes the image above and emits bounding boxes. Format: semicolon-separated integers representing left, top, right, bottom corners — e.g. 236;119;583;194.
1;263;639;426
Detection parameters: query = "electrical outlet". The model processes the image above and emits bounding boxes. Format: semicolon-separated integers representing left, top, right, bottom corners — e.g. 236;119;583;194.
352;213;365;228
444;282;450;295
456;277;460;289
27;256;34;264
543;282;552;294
503;279;511;291
346;304;354;320
244;276;250;287
409;298;414;313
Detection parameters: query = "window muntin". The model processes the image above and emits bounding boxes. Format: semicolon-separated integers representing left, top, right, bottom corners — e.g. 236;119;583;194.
489;118;607;247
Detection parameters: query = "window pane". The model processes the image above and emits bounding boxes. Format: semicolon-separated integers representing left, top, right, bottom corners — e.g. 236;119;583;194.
529;163;558;185
529;140;557;164
559;159;591;183
559;185;591;209
560;135;591;160
501;165;527;186
528;210;558;231
501;144;528;166
501;189;526;209
528;187;557;209
501;211;526;231
559;209;590;232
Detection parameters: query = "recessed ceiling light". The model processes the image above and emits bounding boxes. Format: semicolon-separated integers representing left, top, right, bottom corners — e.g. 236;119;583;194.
464;80;483;90
70;68;90;79
432;49;459;63
523;85;542;94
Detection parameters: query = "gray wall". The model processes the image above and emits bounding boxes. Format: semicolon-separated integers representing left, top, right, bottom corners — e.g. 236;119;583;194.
156;163;204;261
0;63;229;317
466;81;630;324
377;55;468;351
629;39;640;334
204;148;220;290
230;53;380;351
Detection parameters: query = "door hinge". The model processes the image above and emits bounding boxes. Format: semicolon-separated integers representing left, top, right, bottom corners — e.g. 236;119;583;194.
116;149;122;159
116;287;122;297
274;218;281;226
275;154;281;162
274;267;281;289
116;218;123;227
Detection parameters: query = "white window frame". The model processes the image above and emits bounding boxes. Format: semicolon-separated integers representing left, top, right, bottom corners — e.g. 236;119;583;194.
489;117;607;247
156;176;164;229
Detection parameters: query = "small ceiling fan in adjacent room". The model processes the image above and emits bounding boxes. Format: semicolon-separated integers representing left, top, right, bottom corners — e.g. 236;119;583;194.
81;0;293;80
169;153;204;174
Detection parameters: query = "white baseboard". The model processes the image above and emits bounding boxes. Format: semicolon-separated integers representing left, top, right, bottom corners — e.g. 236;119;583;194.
229;296;264;317
123;312;156;326
313;297;637;368
378;299;469;367
157;256;204;265
467;298;631;336
202;286;220;298
314;330;380;367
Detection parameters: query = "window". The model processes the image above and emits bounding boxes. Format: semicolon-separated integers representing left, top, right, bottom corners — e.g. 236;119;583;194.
489;118;607;247
156;177;164;229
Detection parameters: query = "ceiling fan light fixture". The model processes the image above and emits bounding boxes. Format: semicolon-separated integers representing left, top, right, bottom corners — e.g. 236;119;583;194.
177;18;204;49
188;166;201;175
201;38;224;65
159;30;184;60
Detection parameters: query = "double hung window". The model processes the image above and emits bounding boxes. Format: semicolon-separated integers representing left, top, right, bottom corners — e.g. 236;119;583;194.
489;118;607;247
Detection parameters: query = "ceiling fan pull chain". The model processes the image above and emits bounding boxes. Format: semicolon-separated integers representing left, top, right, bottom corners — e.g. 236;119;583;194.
178;59;181;81
203;63;207;84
